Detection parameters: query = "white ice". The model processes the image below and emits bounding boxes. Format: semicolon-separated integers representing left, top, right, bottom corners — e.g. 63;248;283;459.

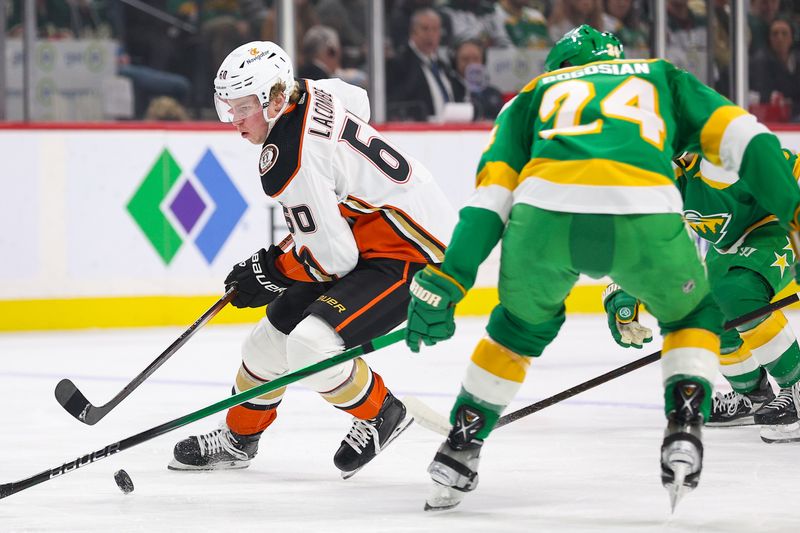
1;315;799;532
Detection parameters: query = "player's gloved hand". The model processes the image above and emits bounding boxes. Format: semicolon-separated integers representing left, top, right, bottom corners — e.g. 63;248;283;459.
225;245;294;308
602;283;653;349
405;266;466;353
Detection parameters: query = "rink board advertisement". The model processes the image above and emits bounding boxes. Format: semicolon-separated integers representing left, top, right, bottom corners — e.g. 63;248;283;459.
1;124;799;330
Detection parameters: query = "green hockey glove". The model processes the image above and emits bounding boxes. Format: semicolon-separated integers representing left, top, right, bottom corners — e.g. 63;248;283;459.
405;266;467;353
602;283;653;349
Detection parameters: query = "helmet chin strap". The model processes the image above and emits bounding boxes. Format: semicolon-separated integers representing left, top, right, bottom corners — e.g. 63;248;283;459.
263;97;290;135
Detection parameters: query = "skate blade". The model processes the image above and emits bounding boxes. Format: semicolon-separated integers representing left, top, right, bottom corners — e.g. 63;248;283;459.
424;482;464;512
339;416;415;480
167;459;250;471
760;421;800;444
705;416;756;428
666;462;692;513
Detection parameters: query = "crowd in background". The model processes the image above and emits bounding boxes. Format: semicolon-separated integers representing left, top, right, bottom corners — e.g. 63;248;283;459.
4;0;800;122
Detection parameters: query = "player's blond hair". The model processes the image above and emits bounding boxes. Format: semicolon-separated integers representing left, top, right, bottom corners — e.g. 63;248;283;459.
269;81;302;104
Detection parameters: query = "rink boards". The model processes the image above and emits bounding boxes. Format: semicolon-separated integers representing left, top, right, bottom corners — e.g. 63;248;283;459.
1;123;799;330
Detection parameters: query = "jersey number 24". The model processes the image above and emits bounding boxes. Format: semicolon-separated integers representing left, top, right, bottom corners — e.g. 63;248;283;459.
538;77;666;149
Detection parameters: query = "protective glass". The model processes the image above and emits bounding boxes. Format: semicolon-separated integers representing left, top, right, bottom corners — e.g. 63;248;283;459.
214;94;265;123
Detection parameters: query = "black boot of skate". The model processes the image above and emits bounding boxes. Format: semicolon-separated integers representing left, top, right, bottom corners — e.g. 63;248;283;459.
661;379;705;512
760;381;800;443
333;392;413;479
754;381;800;426
169;424;261;471
425;404;485;512
707;370;775;427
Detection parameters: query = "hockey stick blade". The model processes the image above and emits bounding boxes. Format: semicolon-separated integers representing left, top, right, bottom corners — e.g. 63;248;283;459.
406;292;800;435
403;397;450;436
54;379;98;425
54;287;238;425
1;329;405;500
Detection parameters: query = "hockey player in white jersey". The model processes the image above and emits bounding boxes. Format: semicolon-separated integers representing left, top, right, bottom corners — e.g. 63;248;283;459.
170;41;456;477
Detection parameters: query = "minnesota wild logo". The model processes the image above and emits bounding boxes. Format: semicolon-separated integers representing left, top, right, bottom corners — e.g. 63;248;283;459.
683;210;732;244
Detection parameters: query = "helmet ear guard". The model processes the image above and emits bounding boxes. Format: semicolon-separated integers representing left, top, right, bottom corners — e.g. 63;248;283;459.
214;41;295;123
544;24;625;72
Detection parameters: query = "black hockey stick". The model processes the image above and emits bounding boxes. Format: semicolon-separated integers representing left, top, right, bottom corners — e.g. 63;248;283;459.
1;329;405;500
407;292;800;434
498;291;800;427
54;286;237;425
54;234;296;425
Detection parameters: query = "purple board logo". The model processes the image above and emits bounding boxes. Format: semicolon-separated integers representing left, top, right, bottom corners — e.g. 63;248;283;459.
127;148;248;265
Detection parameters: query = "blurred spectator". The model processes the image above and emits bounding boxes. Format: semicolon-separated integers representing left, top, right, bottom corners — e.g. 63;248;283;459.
451;38;504;120
750;17;800;120
387;7;466;121
749;0;782;54
168;0;251;75
710;0;732;95
237;0;269;40
548;0;604;44
315;0;368;68
298;24;367;87
261;0;319;66
665;0;707;77
144;95;190;120
389;0;435;51
602;0;649;49
485;0;550;48
118;47;192;119
7;0;74;38
438;0;494;47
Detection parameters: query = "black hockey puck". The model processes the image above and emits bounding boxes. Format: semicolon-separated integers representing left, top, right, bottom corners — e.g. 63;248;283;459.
114;469;134;494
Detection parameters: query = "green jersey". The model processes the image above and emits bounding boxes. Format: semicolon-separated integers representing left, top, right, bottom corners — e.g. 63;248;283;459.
440;58;800;291
676;150;800;251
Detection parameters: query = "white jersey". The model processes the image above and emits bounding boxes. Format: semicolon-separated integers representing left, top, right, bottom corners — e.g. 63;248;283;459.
259;78;456;282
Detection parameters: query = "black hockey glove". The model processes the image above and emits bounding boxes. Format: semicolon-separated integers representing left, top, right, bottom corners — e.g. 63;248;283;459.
224;246;294;308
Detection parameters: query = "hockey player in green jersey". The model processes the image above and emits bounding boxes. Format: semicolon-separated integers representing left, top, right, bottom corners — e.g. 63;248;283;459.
603;150;800;442
404;25;800;511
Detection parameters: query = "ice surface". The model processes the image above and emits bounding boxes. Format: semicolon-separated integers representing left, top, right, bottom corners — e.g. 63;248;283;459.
1;315;799;532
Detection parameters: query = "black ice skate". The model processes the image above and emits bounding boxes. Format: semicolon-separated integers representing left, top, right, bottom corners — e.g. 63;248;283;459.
168;424;260;471
760;381;800;443
754;381;800;426
333;392;413;479
661;379;705;513
707;371;775;427
425;404;485;512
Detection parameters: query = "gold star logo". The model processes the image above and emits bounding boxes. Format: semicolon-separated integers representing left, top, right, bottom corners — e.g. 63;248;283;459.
772;252;790;277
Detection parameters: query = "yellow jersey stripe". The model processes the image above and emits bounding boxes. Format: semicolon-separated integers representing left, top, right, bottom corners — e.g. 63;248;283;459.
477;161;520;190
522;158;674;187
700;106;748;165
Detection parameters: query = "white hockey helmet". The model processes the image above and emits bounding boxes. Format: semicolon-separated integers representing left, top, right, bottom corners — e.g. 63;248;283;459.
213;41;294;124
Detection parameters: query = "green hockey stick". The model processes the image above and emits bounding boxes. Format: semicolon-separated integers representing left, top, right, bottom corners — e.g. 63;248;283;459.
0;329;405;500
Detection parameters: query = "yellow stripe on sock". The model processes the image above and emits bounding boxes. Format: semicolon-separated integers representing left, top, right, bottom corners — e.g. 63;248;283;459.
718;344;754;366
662;328;720;354
740;312;788;351
470;337;531;383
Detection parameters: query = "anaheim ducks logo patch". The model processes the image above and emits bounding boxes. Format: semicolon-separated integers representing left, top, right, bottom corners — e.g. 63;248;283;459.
259;144;279;175
683;210;731;245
